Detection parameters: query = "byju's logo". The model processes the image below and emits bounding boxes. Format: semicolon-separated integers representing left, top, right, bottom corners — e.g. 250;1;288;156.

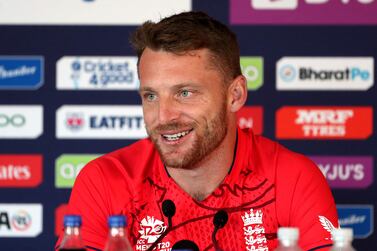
57;56;139;90
337;205;374;239
0;204;42;237
236;106;263;134
240;57;264;90
0;105;43;139
276;106;373;139
0;155;43;188
310;156;373;189
55;154;100;188
56;105;147;139
230;0;377;24
277;57;374;90
0;56;44;90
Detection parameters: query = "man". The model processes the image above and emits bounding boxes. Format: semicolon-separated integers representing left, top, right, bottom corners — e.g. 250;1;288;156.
56;11;338;251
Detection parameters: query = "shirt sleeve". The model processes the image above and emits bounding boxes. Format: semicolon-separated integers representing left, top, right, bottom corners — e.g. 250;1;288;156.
276;147;338;251
55;156;132;250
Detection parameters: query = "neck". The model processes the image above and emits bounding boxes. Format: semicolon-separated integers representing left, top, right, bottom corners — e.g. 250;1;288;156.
166;125;237;201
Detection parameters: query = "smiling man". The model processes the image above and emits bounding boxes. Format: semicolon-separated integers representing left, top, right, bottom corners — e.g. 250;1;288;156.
56;11;338;251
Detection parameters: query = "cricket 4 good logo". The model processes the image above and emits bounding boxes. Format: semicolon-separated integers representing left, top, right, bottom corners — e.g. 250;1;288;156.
240;57;264;90
337;205;374;239
0;204;42;237
55;154;100;188
0;154;43;188
136;216;170;251
277;57;374;91
57;56;139;90
0;56;44;90
0;0;191;25
276;106;373;139
236;106;263;134
56;105;147;139
230;0;377;24
0;105;43;139
310;156;373;189
55;204;68;236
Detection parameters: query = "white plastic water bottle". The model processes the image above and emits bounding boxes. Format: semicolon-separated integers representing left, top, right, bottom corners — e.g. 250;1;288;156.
330;228;356;251
104;215;133;251
274;227;303;251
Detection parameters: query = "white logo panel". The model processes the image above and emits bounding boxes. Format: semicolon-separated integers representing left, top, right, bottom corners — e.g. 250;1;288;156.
56;105;147;139
0;0;192;25
57;56;139;90
0;105;43;139
277;57;374;91
0;204;43;237
251;0;298;10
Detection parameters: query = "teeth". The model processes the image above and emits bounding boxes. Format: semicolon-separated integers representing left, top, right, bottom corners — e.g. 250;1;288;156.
163;130;190;141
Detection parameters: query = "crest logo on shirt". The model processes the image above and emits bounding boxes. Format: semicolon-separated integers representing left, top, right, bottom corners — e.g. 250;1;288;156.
242;208;268;251
136;216;171;251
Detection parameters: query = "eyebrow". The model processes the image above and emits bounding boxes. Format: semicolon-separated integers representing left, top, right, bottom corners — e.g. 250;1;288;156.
139;82;202;93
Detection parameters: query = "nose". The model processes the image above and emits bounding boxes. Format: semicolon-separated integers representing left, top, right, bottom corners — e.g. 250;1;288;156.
158;96;180;124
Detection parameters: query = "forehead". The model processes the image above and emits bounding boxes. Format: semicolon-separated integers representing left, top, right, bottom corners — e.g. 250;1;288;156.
138;48;223;89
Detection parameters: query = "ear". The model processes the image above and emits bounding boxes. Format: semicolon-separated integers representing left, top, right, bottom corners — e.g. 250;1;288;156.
227;75;247;113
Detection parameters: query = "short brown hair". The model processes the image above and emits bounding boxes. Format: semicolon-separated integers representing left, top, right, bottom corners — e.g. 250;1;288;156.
130;11;241;82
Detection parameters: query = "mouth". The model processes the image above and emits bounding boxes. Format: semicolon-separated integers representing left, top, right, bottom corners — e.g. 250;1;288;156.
161;129;193;142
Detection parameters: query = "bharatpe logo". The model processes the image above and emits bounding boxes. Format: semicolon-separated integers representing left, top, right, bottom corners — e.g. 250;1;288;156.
57;56;139;90
230;0;377;24
0;155;43;188
56;105;147;139
0;105;43;139
55;154;100;188
310;156;373;188
277;57;374;90
337;205;374;239
0;56;43;90
275;106;373;139
236;106;263;134
0;204;42;237
240;57;263;90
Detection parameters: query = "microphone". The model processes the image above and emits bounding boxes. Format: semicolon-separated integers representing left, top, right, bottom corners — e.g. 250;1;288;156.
147;199;176;251
172;239;199;251
162;199;176;228
212;210;228;251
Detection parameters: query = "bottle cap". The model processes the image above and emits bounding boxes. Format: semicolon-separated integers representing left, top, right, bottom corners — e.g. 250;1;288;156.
332;228;353;242
108;215;127;228
277;227;299;241
63;215;82;227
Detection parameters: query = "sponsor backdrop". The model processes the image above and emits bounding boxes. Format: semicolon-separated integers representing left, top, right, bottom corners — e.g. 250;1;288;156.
0;0;375;250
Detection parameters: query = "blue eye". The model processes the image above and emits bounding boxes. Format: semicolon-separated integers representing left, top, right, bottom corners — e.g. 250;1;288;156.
181;90;191;97
145;93;157;101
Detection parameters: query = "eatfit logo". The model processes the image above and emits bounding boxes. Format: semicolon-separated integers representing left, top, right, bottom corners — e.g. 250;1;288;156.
0;56;44;90
57;56;139;90
276;106;373;139
277;57;374;91
0;155;43;188
56;105;147;139
230;0;377;24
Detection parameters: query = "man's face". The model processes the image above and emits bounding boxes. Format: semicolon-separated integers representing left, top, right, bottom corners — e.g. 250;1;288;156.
139;48;230;169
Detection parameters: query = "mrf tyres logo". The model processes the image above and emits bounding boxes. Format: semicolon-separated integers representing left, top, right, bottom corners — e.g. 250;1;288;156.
277;57;374;91
0;56;44;90
56;56;139;90
276;106;373;139
337;205;374;239
0;204;42;237
56;105;147;139
0;154;43;188
310;156;373;189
